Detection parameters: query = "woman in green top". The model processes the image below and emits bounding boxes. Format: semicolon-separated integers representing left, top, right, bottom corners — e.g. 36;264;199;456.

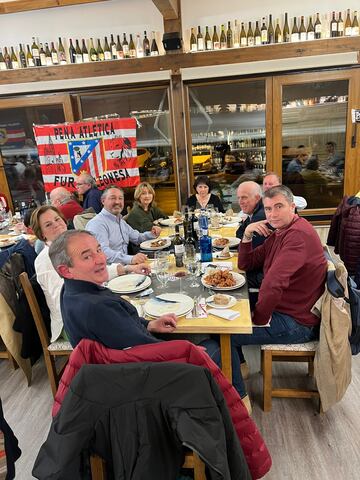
125;182;168;233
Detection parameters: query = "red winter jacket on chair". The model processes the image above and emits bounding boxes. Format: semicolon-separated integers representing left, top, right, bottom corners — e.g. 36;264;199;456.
53;339;272;479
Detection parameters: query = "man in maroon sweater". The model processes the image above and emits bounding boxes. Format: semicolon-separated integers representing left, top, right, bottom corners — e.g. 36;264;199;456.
50;187;83;224
231;185;327;400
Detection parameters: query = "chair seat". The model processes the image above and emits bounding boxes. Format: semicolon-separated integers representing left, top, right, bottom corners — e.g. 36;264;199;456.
261;341;318;352
48;341;73;352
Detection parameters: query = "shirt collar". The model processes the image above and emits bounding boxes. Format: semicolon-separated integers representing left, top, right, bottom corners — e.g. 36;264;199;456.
101;208;122;221
63;278;107;293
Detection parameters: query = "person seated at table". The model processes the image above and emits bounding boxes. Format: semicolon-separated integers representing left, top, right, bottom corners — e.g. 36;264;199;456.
263;172;307;211
0;192;9;212
236;181;266;248
49;187;84;224
75;173;103;213
125;182;168;233
231;185;328;403
186;175;225;213
31;206;150;343
86;186;161;266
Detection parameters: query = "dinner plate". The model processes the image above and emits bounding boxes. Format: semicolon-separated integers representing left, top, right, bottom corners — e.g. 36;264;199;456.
0;239;16;248
201;271;246;291
212;237;240;249
212;251;234;259
220;216;242;225
140;238;171;250
206;295;237;309
107;274;151;294
144;293;194;317
159;217;183;227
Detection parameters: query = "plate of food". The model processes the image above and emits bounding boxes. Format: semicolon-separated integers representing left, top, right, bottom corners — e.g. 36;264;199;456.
212;237;240;249
140;238;171;250
201;269;246;291
213;246;233;259
107;274;152;294
159;217;183;227
0;238;16;248
206;294;237;309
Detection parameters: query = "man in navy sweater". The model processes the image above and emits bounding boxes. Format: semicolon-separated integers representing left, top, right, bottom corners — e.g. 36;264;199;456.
48;230;177;349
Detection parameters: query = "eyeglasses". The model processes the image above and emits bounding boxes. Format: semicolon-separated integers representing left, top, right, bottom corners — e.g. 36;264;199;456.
75;183;87;186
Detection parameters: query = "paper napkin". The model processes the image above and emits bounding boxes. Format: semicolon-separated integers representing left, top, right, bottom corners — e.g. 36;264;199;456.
208;309;240;320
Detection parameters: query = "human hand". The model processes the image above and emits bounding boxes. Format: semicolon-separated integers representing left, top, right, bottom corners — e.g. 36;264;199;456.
151;226;161;237
131;253;148;264
244;220;273;240
147;313;177;333
130;262;151;275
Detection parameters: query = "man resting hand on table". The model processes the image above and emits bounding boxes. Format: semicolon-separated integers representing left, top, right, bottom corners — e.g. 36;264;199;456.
48;230;176;349
231;185;327;405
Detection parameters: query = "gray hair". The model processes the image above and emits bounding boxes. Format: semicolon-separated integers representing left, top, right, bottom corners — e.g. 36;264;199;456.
101;186;124;201
79;173;96;187
263;185;294;203
263;172;281;183
49;230;94;275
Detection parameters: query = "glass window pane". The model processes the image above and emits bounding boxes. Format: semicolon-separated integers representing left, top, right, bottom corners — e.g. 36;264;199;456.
189;80;266;211
282;81;348;209
79;88;175;214
0;105;65;208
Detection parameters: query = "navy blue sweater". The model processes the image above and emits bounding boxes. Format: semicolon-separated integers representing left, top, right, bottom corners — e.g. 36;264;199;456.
61;279;160;349
83;187;103;213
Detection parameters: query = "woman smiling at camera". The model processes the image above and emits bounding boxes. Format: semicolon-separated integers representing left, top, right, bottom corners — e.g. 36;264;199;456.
125;182;168;233
31;205;149;342
186;175;225;213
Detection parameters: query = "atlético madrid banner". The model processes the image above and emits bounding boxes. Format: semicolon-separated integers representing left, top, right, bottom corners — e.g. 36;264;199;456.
33;117;139;192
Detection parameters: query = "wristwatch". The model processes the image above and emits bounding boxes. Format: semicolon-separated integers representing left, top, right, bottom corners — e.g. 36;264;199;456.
243;232;254;241
124;265;131;274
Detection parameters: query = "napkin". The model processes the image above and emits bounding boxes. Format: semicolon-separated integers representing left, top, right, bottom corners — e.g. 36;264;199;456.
201;261;233;273
208;309;240;321
186;297;208;319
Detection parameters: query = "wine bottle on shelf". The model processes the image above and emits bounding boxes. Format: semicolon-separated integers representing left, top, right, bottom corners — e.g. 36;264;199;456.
291;17;299;42
150;32;159;56
89;38;98;61
314;12;322;39
247;21;254;46
0;49;7;70
268;14;274;43
220;24;227;49
135;34;144;58
122;33;129;58
197;25;204;51
39;43;46;66
173;224;185;268
254;21;261;45
190;28;197;52
19;44;27;68
58;38;67;64
50;42;59;65
129;34;136;58
261;17;268;44
307;16;315;40
3;47;12;69
330;11;338;37
82;39;89;62
240;22;247;46
116;35;124;59
143;31;151;56
104;36;112;60
31;37;41;66
110;34;117;59
299;16;307;41
226;21;233;48
45;43;52;66
233;20;240;48
275;18;282;43
352;11;359;36
345;9;352;36
75;39;83;63
97;39;105;61
10;47;19;69
205;26;212;50
69;39;76;63
337;12;344;37
212;25;220;49
26;45;35;67
283;12;290;43
322;12;331;38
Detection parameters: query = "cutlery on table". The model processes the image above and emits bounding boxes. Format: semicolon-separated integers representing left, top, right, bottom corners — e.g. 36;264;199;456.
135;276;148;288
154;296;179;304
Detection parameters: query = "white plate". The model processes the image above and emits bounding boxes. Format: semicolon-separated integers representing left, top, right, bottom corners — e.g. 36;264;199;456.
140;238;171;250
206;295;237;309
107;274;151;294
220;216;241;225
212;251;234;259
213;237;240;249
159;217;183;226
201;271;246;291
144;293;194;317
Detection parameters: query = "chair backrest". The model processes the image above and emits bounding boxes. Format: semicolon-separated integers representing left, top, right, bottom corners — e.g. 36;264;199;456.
73;212;96;230
19;272;50;350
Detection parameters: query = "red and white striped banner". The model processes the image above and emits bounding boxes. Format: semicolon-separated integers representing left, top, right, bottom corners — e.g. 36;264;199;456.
33;118;139;192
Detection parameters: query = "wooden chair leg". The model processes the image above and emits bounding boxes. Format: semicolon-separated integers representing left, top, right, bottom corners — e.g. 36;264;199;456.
44;354;58;398
263;350;273;412
308;356;314;377
7;351;18;370
90;455;106;480
193;452;206;480
260;349;264;375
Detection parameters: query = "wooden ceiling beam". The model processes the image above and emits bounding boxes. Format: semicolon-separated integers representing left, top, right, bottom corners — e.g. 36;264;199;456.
0;0;108;14
152;0;179;20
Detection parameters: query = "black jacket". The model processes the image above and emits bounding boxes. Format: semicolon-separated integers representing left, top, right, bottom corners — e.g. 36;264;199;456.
33;363;251;480
186;193;225;213
236;200;266;248
0;398;21;479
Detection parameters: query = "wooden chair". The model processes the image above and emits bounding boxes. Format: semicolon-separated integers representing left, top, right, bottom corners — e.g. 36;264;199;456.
19;272;72;397
90;451;206;480
261;341;320;412
0;340;18;370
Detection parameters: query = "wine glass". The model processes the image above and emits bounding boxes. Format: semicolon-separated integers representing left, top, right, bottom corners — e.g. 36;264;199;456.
183;245;200;288
155;251;170;289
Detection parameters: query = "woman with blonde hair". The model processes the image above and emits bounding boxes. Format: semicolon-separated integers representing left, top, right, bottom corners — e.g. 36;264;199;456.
126;182;168;233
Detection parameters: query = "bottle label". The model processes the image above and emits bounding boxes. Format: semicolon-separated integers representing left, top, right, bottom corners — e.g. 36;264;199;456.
76;54;83;63
248;37;254;46
291;33;299;42
197;38;204;50
276;33;283;43
255;36;261;45
27;57;35;67
40;53;46;65
220;41;227;49
104;51;112;60
240;37;247;46
32;48;39;57
90;53;98;61
12;61;19;69
338;22;344;33
117;50;124;59
307;31;315;40
315;24;322;33
206;40;212;50
191;42;197;52
345;26;352;36
51;53;59;64
111;45;117;57
123;45;129;54
213;41;220;49
1;61;8;70
261;30;268;43
150;50;159;56
352;26;359;36
174;245;185;255
46;57;52;66
300;32;307;41
83;53;89;63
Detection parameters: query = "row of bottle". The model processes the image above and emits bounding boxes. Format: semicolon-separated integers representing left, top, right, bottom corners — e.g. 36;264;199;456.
189;9;360;52
230;137;266;148
0;32;160;70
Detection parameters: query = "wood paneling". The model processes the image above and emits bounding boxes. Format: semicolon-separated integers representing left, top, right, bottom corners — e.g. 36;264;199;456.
0;37;359;87
0;0;107;14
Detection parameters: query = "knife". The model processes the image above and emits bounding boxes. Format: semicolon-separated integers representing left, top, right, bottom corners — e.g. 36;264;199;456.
135;276;147;288
154;296;179;304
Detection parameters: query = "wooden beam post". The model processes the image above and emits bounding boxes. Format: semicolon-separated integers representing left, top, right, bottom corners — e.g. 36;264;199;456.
152;0;178;20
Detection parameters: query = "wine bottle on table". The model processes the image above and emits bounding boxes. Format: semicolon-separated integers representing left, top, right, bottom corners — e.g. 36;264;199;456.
173;225;185;268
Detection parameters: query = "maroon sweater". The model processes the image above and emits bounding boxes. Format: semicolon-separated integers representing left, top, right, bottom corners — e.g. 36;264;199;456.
238;216;327;326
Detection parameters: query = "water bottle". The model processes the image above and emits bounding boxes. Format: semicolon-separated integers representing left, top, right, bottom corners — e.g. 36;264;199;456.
199;225;213;262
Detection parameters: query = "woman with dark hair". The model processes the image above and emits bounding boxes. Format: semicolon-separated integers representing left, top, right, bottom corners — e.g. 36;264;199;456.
186;175;225;212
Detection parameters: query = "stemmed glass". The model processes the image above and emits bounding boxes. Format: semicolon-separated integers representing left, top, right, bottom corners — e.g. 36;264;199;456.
183;244;200;288
155;251;170;289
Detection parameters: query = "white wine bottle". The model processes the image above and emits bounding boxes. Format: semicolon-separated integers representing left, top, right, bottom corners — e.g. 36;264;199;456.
190;28;197;52
110;34;117;59
3;47;12;69
136;34;144;58
283;13;290;42
220;24;227;49
314;12;322;39
75;39;83;63
268;14;274;44
226;21;233;48
345;9;352;36
82;39;89;62
197;25;204;51
212;26;220;49
275;18;282;43
104;36;112;60
254;21;261;45
352;11;359;36
261;17;268;44
26;45;35;67
337;12;344;37
51;42;59;65
89;38;98;61
45;43;52;66
11;47;19;69
129;34;136;58
143;31;151;56
240;22;247;47
0;49;7;70
68;39;76;63
233;20;240;48
58;38;67;65
291;17;299;42
299;16;307;41
39;43;46;66
205;26;212;50
307;16;315;40
97;39;105;61
19;44;27;68
247;21;254;46
116;35;124;59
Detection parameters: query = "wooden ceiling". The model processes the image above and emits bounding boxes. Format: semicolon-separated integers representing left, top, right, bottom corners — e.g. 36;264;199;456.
0;0;108;14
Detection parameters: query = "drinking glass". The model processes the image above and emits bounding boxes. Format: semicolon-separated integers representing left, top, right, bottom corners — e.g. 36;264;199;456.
183;245;200;288
155;251;170;289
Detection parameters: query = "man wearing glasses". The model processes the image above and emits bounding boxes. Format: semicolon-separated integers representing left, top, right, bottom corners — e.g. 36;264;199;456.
75;173;103;213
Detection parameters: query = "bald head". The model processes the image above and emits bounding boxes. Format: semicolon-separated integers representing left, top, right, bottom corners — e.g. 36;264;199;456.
50;187;72;207
237;181;262;214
